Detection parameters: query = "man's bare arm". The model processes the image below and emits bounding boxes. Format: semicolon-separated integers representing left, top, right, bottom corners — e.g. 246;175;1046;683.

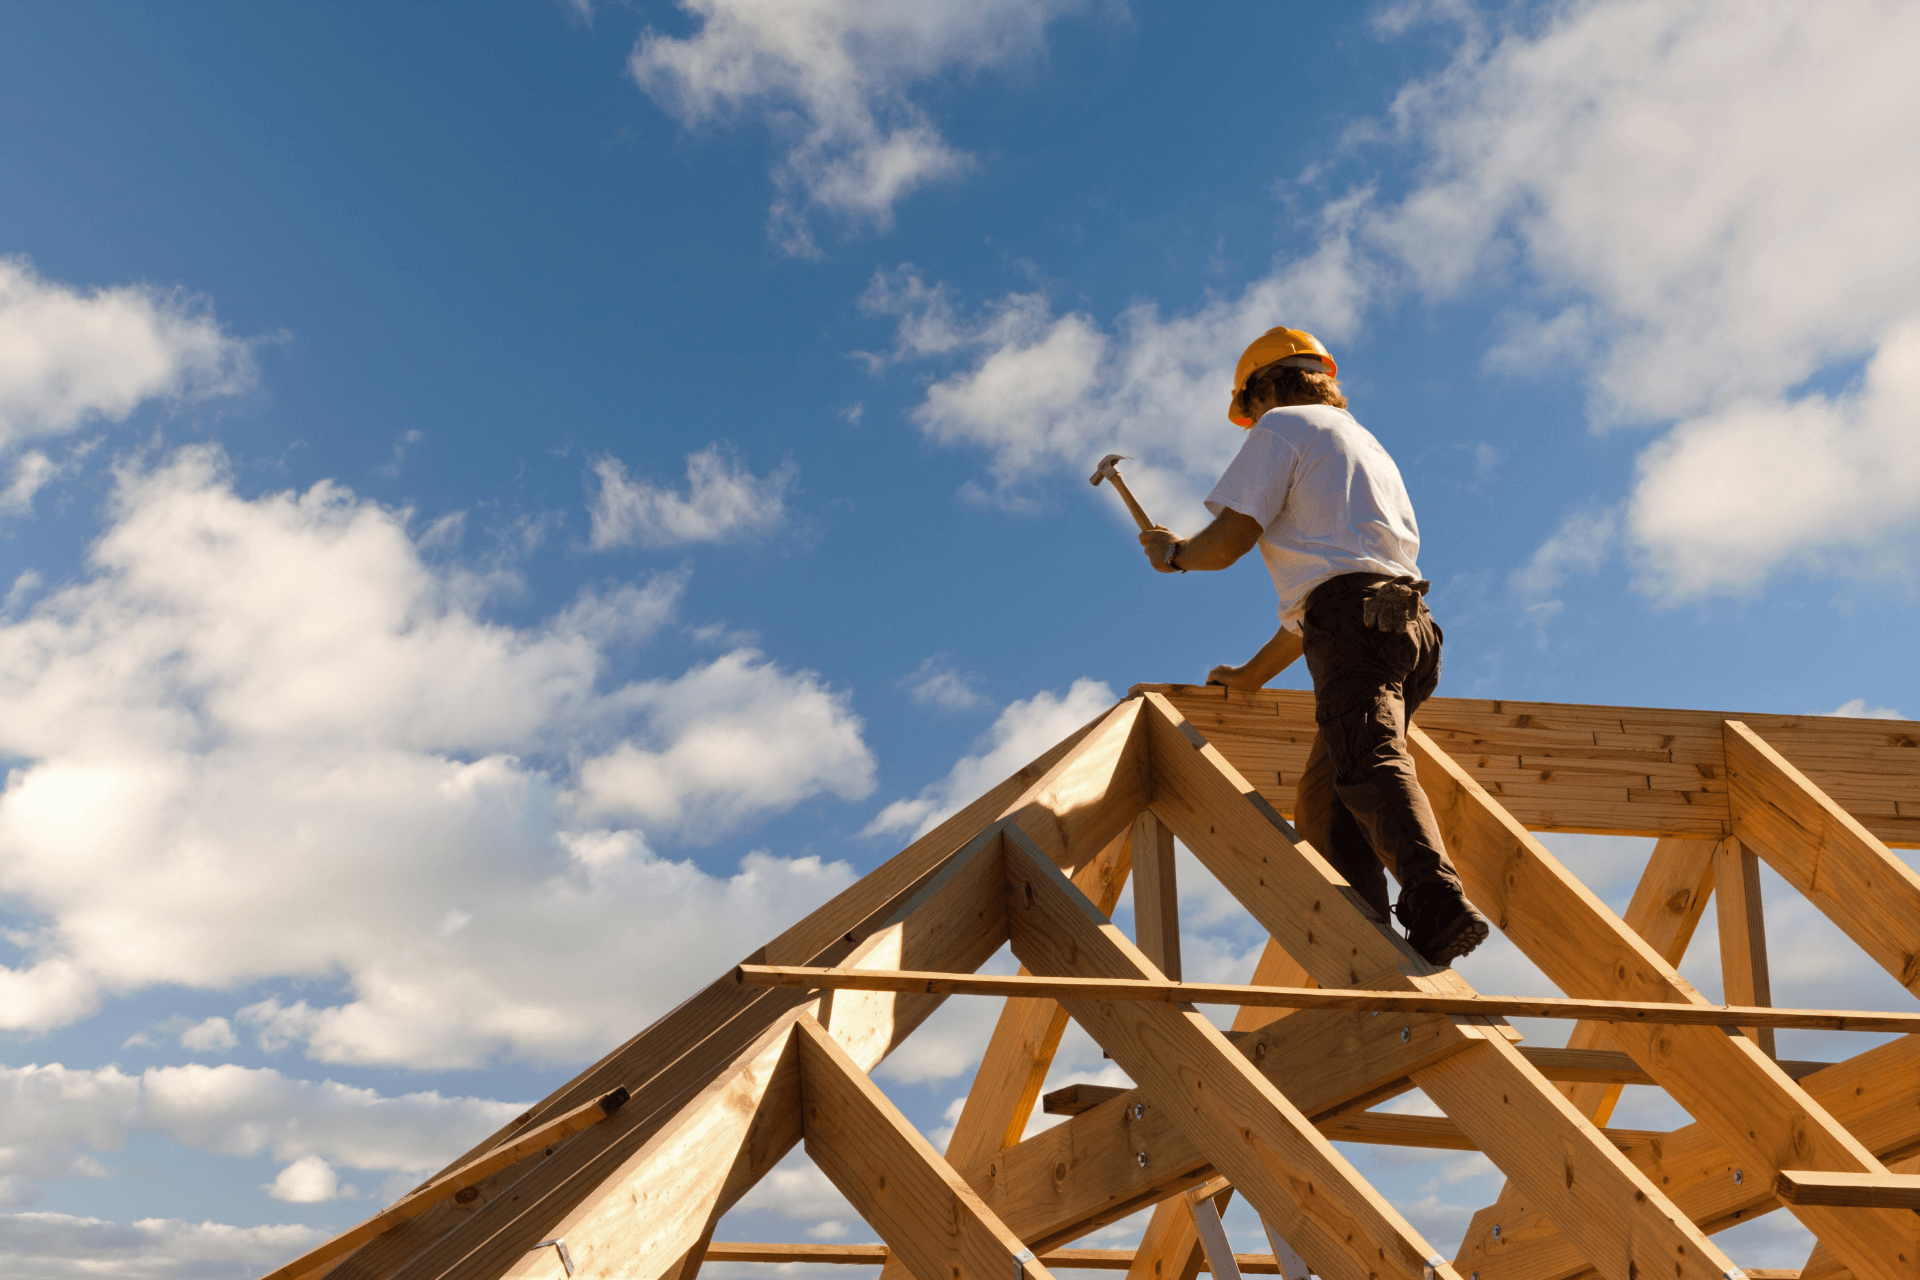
1138;507;1262;573
1207;624;1303;690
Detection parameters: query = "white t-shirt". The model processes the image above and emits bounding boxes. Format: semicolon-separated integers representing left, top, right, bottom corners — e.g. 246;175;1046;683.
1204;403;1422;632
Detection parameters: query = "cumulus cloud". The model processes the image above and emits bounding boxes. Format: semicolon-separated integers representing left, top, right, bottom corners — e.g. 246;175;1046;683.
629;1;1092;253
862;678;1113;839
0;1212;322;1280
0;447;871;1066
901;653;988;712
589;445;796;548
0;256;252;452
875;2;1920;598
1829;697;1905;720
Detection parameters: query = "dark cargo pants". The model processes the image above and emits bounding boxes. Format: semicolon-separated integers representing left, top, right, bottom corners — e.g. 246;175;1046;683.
1291;573;1466;924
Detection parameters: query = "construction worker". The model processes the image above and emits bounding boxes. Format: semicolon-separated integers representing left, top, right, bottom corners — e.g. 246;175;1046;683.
1138;328;1489;965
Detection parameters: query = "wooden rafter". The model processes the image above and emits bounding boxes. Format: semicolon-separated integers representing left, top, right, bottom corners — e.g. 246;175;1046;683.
267;685;1920;1280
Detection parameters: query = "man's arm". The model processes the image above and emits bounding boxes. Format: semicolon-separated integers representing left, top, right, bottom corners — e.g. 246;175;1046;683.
1139;507;1262;573
1207;624;1303;691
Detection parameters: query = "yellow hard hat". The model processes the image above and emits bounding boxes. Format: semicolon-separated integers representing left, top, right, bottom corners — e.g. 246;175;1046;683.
1228;328;1338;426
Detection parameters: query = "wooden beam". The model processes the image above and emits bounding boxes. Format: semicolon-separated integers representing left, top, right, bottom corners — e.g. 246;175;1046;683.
736;966;1920;1033
1714;837;1777;1055
1136;691;1741;1280
261;1090;631;1280
943;828;1133;1166
1043;1083;1131;1116
306;701;1142;1280
1514;1045;1828;1086
1774;1170;1920;1210
1460;1032;1920;1280
998;824;1460;1280
1131;811;1182;981
703;1243;1291;1272
1318;1111;1663;1153
1725;719;1920;997
1409;723;1920;1280
1560;837;1719;1123
793;1015;1057;1280
1135;684;1920;847
961;997;1463;1252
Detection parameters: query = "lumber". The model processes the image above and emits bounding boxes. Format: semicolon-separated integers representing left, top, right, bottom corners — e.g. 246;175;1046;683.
261;1089;631;1280
1774;1170;1920;1210
1135;684;1920;847
1714;837;1777;1055
1514;1045;1828;1086
1318;1110;1663;1152
1461;1032;1920;1280
960;952;1462;1251
310;702;1136;1280
942;828;1133;1166
1137;691;1739;1280
384;822;1022;1280
1409;723;1920;1280
998;823;1460;1280
1725;719;1920;996
736;965;1920;1033
1131;810;1182;980
1042;1082;1131;1116
703;1244;1291;1272
793;1015;1057;1280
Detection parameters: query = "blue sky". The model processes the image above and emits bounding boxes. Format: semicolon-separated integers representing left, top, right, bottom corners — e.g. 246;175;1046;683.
2;1;1918;1276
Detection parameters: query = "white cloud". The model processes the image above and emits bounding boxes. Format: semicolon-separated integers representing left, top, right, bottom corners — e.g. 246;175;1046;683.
0;447;870;1066
0;1061;522;1187
573;648;876;835
876;2;1920;598
1507;505;1618;605
265;1156;344;1204
0;451;56;514
0;1212;322;1280
0;256;252;451
629;1;1092;253
862;678;1113;839
1829;697;1905;720
861;253;1368;530
179;1017;237;1053
588;445;796;548
901;653;987;712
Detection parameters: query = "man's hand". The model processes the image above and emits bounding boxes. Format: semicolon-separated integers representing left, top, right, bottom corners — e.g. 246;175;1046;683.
1206;662;1267;690
1138;525;1183;573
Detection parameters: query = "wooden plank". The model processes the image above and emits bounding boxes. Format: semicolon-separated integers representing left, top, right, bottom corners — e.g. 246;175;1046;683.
1043;1083;1131;1116
307;703;1138;1280
503;1011;803;1280
1725;720;1920;996
1774;1170;1920;1209
1714;838;1777;1055
1796;1154;1920;1280
382;821;1024;1280
962;975;1464;1251
998;824;1461;1280
1131;811;1182;981
262;1090;632;1280
1136;692;1739;1280
1408;725;1920;1280
1319;1110;1663;1152
702;1244;1289;1272
1462;1033;1920;1280
941;828;1133;1169
794;1016;1058;1280
1515;1045;1828;1087
1135;685;1920;846
738;966;1920;1034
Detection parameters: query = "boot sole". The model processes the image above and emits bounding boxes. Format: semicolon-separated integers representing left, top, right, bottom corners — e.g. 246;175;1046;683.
1420;909;1490;966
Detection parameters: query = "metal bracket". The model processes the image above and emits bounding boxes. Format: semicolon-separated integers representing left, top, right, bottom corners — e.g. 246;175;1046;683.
1014;1247;1035;1280
532;1238;575;1277
1189;1193;1243;1280
1260;1217;1312;1280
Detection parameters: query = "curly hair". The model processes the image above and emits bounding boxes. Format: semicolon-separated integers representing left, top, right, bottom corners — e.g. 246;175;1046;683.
1246;363;1348;411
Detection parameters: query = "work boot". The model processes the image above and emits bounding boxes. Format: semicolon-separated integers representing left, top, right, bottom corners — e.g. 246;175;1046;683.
1394;879;1490;966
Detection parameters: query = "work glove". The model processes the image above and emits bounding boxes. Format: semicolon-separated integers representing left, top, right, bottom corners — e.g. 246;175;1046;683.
1361;576;1431;632
1139;526;1184;573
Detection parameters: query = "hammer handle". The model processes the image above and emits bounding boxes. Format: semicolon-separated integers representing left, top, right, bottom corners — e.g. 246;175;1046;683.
1106;473;1155;532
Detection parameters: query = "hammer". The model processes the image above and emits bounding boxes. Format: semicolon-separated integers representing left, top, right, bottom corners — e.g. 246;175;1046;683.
1089;453;1154;532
